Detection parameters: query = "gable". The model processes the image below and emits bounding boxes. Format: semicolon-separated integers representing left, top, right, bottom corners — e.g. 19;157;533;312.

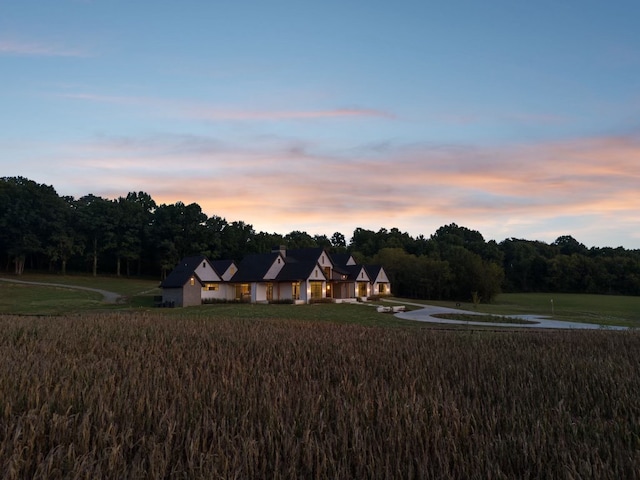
353;266;371;282
330;253;356;267
194;259;221;282
264;254;285;279
232;252;284;282
161;255;208;288
377;267;389;283
365;265;389;283
276;260;326;282
286;248;334;267
211;260;238;281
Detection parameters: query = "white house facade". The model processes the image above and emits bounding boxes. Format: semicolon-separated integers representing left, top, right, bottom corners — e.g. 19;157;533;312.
160;247;391;307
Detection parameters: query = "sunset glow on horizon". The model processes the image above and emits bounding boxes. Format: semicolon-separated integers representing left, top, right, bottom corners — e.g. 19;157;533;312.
2;1;639;248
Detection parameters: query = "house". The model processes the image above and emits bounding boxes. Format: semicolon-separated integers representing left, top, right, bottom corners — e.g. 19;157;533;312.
160;256;237;307
364;265;391;296
160;247;391;306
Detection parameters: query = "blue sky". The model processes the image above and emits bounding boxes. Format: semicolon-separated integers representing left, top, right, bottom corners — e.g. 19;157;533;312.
2;0;639;248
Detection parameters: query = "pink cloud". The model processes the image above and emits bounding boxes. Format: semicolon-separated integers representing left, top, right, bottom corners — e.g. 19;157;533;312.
0;39;89;57
187;107;395;121
58;91;394;121
26;131;640;247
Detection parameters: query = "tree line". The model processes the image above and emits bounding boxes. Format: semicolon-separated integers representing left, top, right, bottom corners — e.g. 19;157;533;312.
2;177;639;301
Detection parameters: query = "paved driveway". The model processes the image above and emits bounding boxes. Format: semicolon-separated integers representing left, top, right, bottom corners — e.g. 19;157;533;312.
0;278;122;303
391;302;628;330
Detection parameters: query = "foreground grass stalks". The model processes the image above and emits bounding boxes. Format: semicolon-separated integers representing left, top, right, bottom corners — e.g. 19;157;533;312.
1;314;639;479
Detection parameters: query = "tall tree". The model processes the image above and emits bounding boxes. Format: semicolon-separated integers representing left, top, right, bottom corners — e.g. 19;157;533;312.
284;230;316;249
0;177;69;274
75;195;117;276
330;232;347;251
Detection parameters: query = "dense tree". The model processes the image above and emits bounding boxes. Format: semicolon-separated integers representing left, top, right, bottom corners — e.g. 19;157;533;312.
284;230;316;249
0;178;73;274
2;176;640;300
330;232;347;250
75;195;117;276
219;221;255;260
554;235;587;256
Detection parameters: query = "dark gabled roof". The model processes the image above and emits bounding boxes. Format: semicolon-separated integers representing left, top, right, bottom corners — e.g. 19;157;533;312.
210;259;235;276
160;255;206;288
285;247;327;263
364;265;383;281
333;264;369;281
329;253;353;267
231;252;281;282
276;260;326;282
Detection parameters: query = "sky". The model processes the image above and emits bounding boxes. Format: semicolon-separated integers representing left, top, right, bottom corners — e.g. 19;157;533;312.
1;1;639;249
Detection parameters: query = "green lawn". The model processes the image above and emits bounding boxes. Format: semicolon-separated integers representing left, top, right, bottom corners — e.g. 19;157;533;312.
406;293;640;327
157;302;420;327
1;274;638;328
0;273;161;315
0;283;105;315
3;273;161;296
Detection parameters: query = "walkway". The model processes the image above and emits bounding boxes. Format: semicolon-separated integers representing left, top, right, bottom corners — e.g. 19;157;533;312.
0;278;122;304
386;301;628;330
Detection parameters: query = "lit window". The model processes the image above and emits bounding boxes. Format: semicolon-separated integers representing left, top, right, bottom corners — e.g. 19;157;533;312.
190;277;195;286
311;282;322;298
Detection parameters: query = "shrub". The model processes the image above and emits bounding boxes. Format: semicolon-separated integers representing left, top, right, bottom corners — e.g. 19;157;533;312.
309;298;335;304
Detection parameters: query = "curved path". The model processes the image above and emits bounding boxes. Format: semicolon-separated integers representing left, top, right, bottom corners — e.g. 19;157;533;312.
0;278;122;304
389;301;628;330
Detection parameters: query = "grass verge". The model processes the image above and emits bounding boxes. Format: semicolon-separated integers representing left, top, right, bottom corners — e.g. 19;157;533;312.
431;312;538;325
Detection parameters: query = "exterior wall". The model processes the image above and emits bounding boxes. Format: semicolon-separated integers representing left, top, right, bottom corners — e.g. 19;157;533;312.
221;264;237;281
162;281;202;307
332;282;350;299
202;283;235;302
182;281;203;307
309;265;325;282
371;268;391;296
300;280;310;303
279;282;293;301
372;282;391;295
162;288;183;307
194;261;221;282
264;256;285;279
317;252;333;279
253;282;268;303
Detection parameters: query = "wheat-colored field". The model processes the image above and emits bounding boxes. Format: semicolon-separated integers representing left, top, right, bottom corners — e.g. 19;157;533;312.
1;313;639;479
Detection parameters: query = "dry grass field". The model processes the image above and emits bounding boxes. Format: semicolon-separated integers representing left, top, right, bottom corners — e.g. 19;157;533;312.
1;312;640;479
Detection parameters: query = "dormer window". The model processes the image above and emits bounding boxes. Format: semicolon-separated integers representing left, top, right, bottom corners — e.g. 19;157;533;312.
203;262;206;268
